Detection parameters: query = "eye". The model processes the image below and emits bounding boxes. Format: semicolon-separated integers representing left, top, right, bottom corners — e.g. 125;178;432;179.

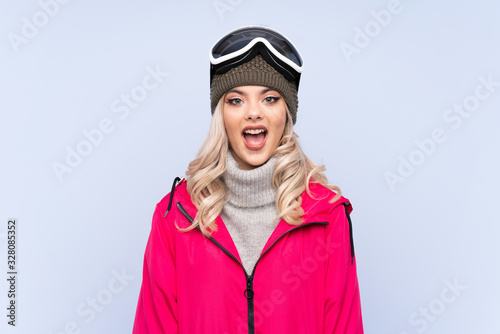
264;96;281;104
226;97;243;105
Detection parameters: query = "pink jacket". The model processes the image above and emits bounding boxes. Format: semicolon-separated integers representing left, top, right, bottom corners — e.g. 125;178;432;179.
133;177;363;333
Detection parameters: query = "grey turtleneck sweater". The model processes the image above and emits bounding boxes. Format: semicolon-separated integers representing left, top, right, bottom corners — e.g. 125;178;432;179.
220;150;280;275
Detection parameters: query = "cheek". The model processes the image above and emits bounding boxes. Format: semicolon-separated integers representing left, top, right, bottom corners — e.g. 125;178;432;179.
277;104;287;127
223;114;240;143
275;112;287;135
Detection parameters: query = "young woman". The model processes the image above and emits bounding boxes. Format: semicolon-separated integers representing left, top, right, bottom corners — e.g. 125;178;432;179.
133;25;363;333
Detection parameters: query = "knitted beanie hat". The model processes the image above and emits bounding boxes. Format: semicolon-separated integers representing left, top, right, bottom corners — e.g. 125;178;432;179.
210;54;299;125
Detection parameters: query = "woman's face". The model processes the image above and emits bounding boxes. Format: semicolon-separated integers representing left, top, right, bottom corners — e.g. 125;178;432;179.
222;85;287;170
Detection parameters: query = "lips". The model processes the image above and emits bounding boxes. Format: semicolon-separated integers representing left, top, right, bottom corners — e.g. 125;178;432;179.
242;126;268;151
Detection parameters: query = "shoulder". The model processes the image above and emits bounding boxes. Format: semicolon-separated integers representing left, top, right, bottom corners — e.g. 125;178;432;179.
306;182;357;264
156;176;190;218
302;181;353;217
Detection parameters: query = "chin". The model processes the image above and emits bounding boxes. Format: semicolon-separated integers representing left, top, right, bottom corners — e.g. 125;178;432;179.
247;157;267;168
233;148;272;170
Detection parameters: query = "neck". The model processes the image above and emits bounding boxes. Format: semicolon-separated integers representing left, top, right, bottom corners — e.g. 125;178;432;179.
221;150;279;208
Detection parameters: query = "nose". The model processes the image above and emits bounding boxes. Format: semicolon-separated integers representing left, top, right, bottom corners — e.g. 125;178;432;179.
244;102;263;121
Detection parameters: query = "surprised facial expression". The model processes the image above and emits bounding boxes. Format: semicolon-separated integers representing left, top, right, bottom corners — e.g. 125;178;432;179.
222;85;287;170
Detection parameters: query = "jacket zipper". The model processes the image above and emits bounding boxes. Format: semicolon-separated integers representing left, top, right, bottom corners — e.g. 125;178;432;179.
176;201;328;334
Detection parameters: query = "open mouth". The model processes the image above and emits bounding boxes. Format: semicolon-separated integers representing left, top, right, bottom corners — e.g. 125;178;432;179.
242;128;268;150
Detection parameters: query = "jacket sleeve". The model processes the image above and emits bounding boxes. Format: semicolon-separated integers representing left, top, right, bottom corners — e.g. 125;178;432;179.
324;202;363;333
133;201;178;333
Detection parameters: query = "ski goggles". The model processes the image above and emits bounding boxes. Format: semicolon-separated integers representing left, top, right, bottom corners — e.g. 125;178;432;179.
209;25;304;88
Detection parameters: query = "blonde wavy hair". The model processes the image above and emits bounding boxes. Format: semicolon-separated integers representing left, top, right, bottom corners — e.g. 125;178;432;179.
177;95;342;237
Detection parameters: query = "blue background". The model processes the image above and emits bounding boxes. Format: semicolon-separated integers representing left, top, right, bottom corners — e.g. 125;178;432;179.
1;0;499;333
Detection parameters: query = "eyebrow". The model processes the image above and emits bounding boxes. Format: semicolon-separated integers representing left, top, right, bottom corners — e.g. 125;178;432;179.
226;87;277;95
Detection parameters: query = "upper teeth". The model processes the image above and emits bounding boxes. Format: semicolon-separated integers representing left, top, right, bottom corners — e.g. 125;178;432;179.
244;129;265;134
